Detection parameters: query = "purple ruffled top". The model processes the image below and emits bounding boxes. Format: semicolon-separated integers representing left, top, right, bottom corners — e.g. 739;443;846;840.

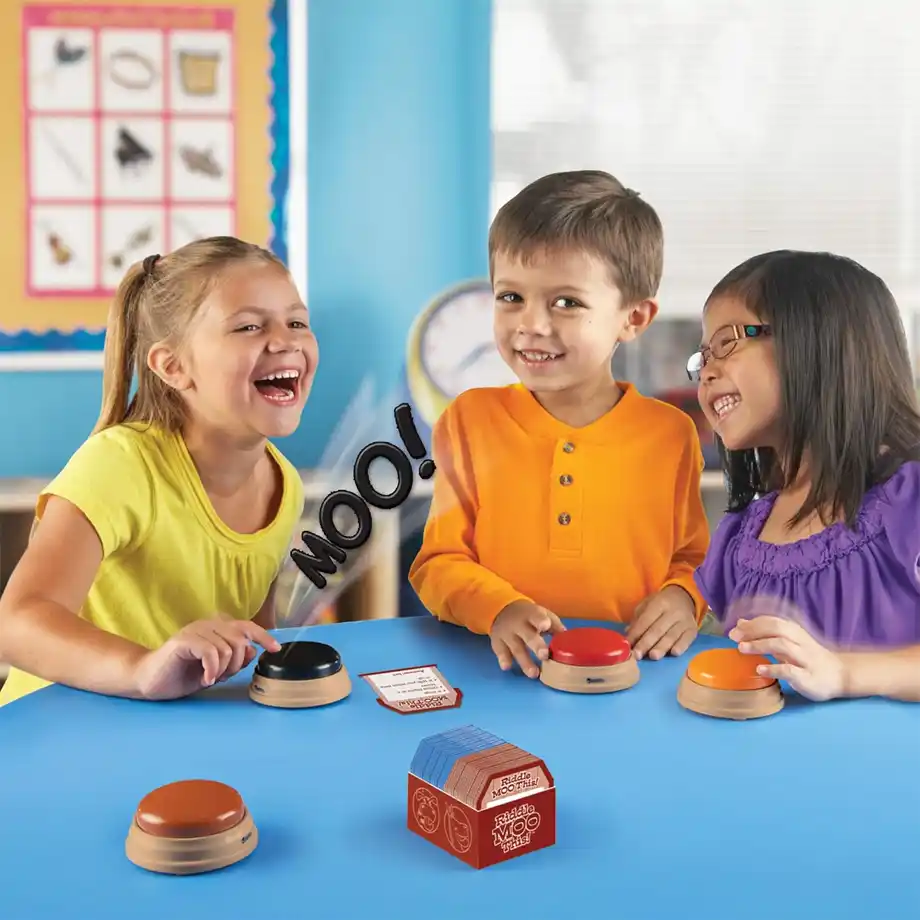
694;461;920;649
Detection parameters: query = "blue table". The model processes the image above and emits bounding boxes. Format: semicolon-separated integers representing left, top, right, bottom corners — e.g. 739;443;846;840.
1;617;917;920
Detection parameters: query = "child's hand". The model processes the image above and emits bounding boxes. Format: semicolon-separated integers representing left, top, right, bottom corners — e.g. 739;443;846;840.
132;615;281;701
730;616;846;701
626;585;698;660
489;600;565;678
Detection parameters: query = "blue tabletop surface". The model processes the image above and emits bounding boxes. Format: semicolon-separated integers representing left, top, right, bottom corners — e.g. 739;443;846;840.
1;616;918;920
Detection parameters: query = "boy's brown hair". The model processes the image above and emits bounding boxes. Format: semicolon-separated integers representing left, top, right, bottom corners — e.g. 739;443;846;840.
488;170;663;304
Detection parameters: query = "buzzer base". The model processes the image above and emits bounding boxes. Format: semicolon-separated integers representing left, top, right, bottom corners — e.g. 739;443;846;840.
125;809;257;875
677;674;783;720
540;655;639;693
249;668;352;708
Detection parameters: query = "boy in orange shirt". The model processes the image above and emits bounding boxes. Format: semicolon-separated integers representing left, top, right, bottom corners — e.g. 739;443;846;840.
408;170;710;678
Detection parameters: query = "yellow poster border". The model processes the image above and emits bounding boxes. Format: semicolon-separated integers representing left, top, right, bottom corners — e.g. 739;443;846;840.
0;0;274;335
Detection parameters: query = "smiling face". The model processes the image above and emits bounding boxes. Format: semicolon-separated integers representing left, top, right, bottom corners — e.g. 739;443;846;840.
151;260;318;441
492;247;655;398
697;295;782;452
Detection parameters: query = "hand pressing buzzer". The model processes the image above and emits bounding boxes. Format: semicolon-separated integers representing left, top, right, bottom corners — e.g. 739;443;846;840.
625;585;699;661
489;600;567;678
730;616;845;701
133;615;281;701
730;615;920;703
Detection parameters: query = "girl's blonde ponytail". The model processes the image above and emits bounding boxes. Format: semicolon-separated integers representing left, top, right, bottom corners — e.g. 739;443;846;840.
92;237;285;436
93;261;147;434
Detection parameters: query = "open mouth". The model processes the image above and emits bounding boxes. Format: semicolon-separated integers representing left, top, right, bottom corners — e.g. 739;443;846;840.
253;369;301;404
516;349;564;366
711;393;741;421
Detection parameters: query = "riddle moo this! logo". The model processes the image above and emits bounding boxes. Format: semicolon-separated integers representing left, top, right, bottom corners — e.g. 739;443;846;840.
291;404;435;589
492;802;541;855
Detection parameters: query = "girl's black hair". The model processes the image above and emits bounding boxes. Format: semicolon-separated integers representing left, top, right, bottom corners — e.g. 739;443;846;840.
709;250;920;527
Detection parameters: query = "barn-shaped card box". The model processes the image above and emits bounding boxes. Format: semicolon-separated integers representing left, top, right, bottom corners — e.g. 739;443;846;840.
407;725;555;869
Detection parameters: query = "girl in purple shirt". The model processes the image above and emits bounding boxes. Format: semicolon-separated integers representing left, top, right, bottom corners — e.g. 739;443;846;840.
689;250;920;704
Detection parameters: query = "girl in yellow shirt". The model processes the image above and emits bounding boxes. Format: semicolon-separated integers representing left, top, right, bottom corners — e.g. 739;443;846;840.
0;237;315;706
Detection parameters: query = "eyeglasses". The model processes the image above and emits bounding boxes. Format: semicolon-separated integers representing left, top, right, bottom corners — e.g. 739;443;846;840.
686;324;771;381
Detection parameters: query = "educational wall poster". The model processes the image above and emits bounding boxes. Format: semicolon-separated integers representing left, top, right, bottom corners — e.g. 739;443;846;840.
0;0;293;366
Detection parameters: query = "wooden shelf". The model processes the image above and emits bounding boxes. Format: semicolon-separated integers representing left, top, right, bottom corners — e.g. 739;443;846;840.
700;471;724;490
0;479;49;513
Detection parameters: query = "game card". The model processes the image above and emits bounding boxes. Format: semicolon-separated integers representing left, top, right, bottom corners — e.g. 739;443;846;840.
359;664;463;714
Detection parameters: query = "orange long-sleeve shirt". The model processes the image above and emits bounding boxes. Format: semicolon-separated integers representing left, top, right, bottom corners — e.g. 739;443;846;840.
408;382;710;635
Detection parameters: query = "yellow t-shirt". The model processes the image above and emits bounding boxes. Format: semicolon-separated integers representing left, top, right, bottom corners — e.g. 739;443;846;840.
0;423;305;706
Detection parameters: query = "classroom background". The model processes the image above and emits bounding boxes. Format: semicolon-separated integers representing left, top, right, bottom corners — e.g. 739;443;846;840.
1;0;917;686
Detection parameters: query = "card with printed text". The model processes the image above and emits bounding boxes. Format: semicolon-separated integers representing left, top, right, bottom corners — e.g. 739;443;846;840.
359;664;463;714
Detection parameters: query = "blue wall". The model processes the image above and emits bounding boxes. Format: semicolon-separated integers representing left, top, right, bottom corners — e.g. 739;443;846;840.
0;0;492;477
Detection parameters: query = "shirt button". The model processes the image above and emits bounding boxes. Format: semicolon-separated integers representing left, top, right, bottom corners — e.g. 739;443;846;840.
558;512;571;525
563;442;575;453
559;474;573;486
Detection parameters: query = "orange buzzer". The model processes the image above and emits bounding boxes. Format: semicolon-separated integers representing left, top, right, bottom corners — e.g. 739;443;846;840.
677;647;784;720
